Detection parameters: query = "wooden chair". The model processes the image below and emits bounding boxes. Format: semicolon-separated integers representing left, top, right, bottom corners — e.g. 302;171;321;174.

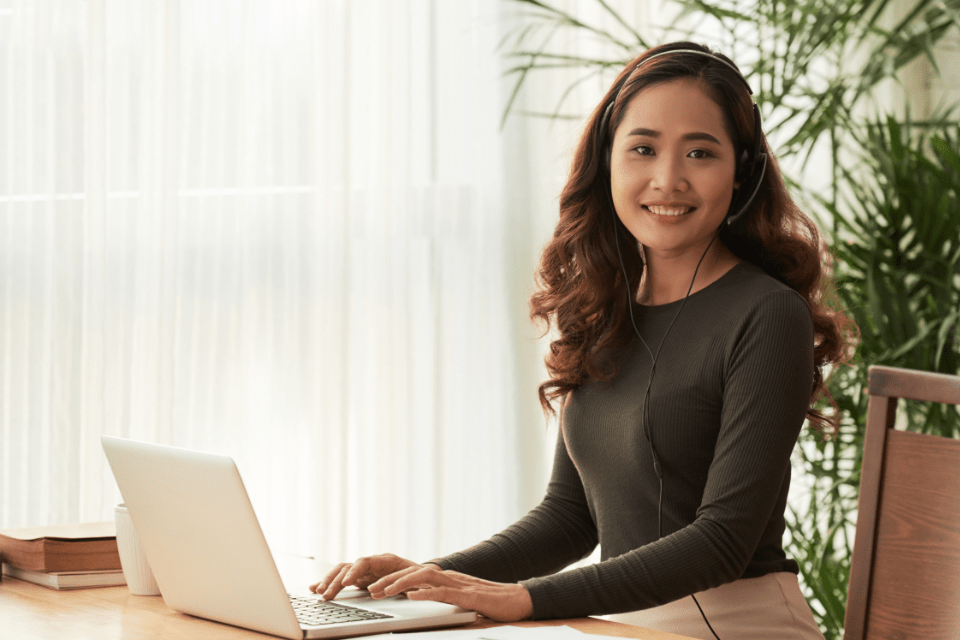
843;365;960;639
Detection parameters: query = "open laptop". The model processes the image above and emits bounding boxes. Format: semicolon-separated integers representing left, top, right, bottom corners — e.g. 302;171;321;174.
101;436;477;639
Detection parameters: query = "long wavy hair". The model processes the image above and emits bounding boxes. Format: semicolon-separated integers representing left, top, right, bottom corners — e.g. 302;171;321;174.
530;41;857;433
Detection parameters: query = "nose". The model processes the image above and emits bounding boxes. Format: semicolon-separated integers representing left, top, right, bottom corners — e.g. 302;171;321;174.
650;155;687;193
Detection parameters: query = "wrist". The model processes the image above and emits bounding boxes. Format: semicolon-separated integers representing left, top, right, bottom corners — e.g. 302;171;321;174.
516;583;534;620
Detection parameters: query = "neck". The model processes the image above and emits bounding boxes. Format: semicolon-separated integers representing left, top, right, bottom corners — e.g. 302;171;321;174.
637;238;739;306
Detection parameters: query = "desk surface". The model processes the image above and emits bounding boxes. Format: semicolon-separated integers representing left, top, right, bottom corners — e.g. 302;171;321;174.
0;574;695;640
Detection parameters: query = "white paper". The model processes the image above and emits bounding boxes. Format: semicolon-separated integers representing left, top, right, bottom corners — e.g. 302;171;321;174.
353;625;607;640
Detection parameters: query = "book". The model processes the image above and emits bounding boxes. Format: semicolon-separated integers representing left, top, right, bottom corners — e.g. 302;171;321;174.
0;522;122;572
2;563;127;590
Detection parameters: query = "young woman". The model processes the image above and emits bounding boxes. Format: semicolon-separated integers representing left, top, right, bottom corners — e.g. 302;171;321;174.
311;41;855;640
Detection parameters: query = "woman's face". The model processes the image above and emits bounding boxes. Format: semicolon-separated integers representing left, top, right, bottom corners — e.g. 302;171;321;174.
609;77;738;261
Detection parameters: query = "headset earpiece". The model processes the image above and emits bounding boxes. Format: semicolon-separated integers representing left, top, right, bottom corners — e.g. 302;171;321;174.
725;103;767;226
736;149;750;183
598;97;617;172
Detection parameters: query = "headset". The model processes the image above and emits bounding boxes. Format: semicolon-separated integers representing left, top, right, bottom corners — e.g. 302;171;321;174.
603;48;768;640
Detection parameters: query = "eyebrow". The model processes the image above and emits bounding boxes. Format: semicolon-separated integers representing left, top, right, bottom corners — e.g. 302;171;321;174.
625;128;723;145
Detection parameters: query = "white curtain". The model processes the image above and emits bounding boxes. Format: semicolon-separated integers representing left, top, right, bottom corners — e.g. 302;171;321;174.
0;0;544;564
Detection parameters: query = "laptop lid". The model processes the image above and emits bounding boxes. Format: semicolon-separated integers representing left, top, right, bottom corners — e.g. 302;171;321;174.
101;436;476;639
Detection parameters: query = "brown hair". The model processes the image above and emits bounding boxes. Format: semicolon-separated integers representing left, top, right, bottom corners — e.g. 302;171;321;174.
530;41;857;433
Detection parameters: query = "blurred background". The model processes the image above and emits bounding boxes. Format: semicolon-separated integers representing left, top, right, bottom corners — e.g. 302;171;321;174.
1;1;957;637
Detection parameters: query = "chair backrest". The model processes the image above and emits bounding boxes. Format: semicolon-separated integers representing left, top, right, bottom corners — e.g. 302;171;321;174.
844;365;960;640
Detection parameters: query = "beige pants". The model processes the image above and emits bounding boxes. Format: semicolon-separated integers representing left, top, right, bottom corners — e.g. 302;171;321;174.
606;572;825;640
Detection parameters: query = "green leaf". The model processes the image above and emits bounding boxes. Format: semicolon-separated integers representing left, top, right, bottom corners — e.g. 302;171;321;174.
932;135;960;176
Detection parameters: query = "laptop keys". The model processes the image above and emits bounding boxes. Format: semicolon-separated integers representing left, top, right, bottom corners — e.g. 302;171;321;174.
289;595;394;626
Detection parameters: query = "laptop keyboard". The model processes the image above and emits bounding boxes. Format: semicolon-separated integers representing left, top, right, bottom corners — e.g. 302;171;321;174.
289;595;395;627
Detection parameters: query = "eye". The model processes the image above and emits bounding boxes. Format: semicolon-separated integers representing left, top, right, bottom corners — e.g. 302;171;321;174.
688;148;714;159
632;145;655;156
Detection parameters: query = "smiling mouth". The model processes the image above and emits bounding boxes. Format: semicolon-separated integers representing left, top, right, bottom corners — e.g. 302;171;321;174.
643;204;696;217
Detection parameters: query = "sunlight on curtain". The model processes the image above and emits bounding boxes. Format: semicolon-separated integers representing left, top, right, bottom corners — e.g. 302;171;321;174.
0;0;532;563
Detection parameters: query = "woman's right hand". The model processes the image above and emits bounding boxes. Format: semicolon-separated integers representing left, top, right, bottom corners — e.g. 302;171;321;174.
309;553;435;600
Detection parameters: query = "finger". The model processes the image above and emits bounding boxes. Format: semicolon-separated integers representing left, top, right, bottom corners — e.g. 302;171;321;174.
368;565;436;595
350;555;405;590
321;565;352;600
378;566;451;596
310;563;351;594
341;557;373;587
405;585;473;610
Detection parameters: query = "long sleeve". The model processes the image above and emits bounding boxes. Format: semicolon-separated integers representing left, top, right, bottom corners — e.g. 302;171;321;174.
434;430;599;583
439;263;814;620
522;266;814;618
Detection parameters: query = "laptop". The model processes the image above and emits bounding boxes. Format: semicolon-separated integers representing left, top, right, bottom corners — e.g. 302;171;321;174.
101;436;477;639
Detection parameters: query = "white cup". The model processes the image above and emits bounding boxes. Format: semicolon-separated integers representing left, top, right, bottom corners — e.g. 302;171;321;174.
114;503;161;596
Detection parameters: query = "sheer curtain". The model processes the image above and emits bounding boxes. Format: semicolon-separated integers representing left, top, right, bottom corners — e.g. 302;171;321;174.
0;0;541;563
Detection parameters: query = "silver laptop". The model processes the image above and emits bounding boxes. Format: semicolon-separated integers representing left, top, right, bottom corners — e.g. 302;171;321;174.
101;436;477;639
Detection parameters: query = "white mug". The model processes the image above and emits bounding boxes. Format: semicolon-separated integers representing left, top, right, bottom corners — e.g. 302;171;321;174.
114;503;161;596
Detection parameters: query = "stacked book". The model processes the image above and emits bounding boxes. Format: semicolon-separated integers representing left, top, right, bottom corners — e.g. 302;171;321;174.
0;521;126;590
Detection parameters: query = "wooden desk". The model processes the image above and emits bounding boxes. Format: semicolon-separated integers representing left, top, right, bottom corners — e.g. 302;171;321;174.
0;576;695;640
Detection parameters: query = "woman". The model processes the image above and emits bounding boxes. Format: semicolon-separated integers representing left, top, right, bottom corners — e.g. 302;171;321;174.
311;41;855;640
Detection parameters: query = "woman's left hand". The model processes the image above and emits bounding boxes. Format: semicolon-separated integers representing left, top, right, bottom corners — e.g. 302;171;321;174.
368;565;534;622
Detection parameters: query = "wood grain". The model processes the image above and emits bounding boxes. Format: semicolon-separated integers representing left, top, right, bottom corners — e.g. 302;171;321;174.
865;430;960;639
844;366;960;640
0;576;698;640
868;365;960;406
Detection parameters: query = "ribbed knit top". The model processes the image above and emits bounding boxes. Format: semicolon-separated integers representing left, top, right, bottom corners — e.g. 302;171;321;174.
436;261;815;619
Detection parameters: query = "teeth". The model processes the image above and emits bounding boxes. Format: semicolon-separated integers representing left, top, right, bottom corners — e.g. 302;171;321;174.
646;205;693;216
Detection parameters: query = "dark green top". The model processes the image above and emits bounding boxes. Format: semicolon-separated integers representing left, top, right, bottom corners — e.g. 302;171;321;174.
436;262;815;619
